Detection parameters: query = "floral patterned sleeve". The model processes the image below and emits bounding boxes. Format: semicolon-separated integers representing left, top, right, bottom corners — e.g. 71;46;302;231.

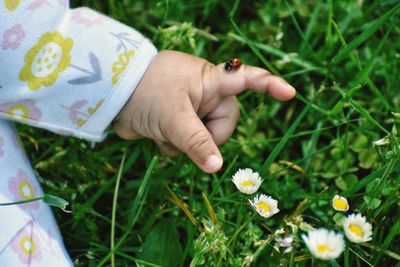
0;0;157;141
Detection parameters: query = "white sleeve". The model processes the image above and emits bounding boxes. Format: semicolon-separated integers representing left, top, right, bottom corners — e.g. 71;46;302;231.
0;1;157;141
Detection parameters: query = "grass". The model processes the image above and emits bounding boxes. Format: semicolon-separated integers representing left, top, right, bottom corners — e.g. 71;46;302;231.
17;0;400;266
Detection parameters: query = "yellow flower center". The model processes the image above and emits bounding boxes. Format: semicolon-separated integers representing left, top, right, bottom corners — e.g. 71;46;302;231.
317;244;333;253
348;225;363;237
256;202;270;213
7;105;30;120
333;198;348;210
18;181;34;200
241;181;254;187
20;237;35;254
32;42;62;78
5;0;20;11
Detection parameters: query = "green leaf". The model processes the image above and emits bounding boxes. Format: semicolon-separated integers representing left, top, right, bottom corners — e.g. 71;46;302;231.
358;148;379;169
333;213;346;227
351;134;368;153
335;176;347;190
44;194;71;213
335;174;358;191
363;195;382;210
137;219;183;267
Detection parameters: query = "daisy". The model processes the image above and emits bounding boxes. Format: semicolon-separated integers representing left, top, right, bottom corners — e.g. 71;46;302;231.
332;195;349;212
343;214;373;243
302;228;345;260
249;194;279;218
231;168;263;194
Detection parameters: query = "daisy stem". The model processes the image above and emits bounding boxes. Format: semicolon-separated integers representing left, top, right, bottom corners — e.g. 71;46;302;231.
289;250;295;267
235;195;246;225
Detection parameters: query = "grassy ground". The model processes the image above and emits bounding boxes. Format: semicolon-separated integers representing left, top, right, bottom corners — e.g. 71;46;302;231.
19;0;400;266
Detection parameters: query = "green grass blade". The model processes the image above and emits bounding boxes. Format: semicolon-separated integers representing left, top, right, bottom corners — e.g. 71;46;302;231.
332;3;400;64
87;146;141;206
334;84;390;135
299;1;323;54
110;150;127;267
349;247;374;267
97;155;158;267
259;94;315;175
342;164;387;196
284;1;321;65
330;21;392;114
350;24;394;87
325;0;334;47
229;33;324;74
126;155;158;229
230;0;280;76
373;218;400;264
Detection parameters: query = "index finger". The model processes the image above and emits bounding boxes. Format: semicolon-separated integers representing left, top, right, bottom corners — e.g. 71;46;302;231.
211;63;296;101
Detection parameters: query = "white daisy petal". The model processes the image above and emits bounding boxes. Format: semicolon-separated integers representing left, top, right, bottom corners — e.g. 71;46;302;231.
332;195;349;211
343;213;373;243
249;194;279;218
231;168;263;194
302;228;345;260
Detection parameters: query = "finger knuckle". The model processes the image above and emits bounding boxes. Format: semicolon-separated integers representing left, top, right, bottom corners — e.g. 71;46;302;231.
185;130;210;154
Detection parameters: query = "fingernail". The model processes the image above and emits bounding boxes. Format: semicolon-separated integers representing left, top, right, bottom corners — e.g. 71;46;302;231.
204;154;223;172
283;80;296;91
284;81;296;97
289;85;296;95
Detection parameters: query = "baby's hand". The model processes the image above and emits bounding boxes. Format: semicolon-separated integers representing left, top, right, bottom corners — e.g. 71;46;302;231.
113;50;296;173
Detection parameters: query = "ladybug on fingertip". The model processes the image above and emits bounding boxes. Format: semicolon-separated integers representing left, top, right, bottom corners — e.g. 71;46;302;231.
224;58;241;72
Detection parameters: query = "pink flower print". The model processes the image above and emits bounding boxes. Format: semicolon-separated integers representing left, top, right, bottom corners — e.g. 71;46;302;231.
1;24;26;50
11;228;42;264
0;136;4;157
58;0;67;7
8;169;40;210
72;8;105;27
0;99;42;122
27;0;52;10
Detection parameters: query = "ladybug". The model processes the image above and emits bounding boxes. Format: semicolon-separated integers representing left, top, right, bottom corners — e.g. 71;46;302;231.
224;58;241;71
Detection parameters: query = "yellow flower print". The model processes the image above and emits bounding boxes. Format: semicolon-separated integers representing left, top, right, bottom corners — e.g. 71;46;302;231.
19;32;73;90
112;50;134;85
87;99;104;116
7;104;30;120
4;0;20;11
0;99;42;122
77;99;105;127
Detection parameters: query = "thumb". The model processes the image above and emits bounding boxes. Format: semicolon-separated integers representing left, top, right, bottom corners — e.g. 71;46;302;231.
163;102;223;173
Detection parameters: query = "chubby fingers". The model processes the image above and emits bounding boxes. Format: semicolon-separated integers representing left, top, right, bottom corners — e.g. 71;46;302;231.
162;98;223;173
205;96;240;145
211;62;296;100
113;119;143;140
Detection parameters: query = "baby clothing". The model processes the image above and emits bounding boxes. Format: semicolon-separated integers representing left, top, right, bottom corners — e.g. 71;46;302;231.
1;0;157;265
